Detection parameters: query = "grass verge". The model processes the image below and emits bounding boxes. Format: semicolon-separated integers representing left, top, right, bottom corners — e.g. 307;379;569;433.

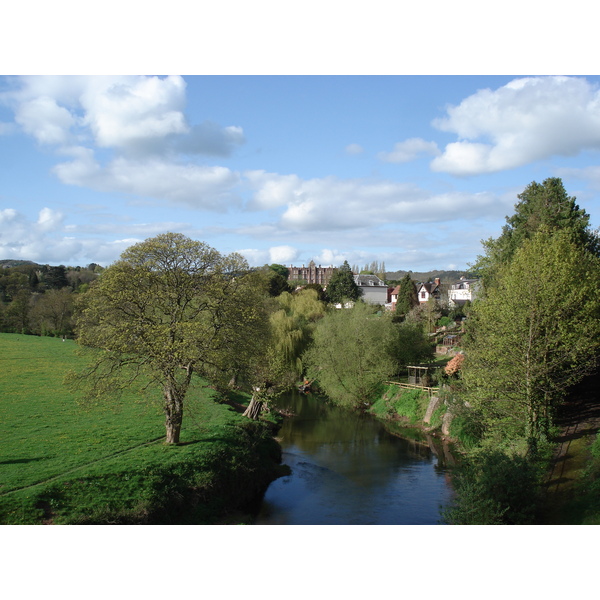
0;333;284;524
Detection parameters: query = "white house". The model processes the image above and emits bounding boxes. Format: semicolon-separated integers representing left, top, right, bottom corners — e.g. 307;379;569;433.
448;277;481;307
417;278;443;304
354;274;388;305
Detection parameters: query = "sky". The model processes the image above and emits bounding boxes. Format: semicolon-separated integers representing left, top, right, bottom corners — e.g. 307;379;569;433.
3;73;600;272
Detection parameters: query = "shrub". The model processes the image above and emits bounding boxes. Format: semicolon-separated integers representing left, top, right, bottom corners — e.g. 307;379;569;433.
442;450;543;524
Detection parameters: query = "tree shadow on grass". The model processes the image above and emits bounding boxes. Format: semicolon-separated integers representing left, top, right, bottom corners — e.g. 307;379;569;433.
0;456;53;465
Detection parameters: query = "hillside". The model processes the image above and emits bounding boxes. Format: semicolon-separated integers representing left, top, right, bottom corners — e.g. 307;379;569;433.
385;269;476;283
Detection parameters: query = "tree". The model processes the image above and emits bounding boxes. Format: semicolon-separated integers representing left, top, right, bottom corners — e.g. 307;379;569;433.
70;233;262;444
385;319;434;371
462;229;600;450
30;288;74;337
394;273;418;317
474;177;600;284
241;288;327;419
325;261;361;304
303;302;396;409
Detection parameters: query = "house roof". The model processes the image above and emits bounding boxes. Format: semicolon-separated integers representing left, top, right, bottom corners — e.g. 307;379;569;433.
354;274;386;287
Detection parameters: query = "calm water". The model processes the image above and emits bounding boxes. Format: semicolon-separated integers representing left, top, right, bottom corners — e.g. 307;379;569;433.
253;392;453;525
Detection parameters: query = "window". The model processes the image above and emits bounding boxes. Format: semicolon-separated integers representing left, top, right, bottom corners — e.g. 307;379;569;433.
420;292;426;299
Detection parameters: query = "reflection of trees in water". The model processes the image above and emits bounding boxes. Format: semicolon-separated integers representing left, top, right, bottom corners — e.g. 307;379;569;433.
274;392;451;489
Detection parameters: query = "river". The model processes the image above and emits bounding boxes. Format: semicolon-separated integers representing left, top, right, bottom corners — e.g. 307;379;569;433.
253;391;453;525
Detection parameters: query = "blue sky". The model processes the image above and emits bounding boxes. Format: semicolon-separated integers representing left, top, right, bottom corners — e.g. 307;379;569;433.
3;74;600;272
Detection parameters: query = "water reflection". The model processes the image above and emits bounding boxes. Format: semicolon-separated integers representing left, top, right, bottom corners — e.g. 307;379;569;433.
254;392;452;525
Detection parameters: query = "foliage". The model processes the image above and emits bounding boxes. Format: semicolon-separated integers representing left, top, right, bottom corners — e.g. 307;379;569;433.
238;288;327;419
385;319;434;371
325;260;361;304
437;316;454;328
394;273;418;316
256;266;292;297
268;263;290;279
442;450;543;524
304;302;395;409
69;233;264;443
462;229;600;450
473;177;600;285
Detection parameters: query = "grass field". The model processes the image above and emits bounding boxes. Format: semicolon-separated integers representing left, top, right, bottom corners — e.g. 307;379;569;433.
0;333;282;524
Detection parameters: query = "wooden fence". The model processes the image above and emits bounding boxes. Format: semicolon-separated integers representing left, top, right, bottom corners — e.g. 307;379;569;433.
385;381;440;396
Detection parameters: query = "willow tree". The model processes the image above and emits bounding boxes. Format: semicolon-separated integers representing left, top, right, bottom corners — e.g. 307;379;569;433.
69;233;262;444
242;288;326;419
462;228;600;449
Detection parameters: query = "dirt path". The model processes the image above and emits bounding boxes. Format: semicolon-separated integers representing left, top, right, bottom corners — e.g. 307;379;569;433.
542;374;600;523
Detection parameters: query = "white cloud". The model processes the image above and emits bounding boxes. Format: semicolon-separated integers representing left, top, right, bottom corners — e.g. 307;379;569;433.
268;245;299;264
431;76;600;175
245;171;303;210
79;75;189;153
345;143;364;155
14;96;76;145
54;154;241;211
237;245;299;267
176;122;246;156
37;207;65;231
247;172;505;232
378;138;440;163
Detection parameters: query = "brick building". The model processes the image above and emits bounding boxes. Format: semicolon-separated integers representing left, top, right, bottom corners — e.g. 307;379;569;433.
288;261;335;286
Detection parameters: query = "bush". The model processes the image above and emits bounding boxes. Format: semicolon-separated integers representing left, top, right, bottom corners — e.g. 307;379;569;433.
442;450;543;524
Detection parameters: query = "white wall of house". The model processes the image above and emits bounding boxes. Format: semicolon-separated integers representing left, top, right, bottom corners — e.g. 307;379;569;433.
355;274;388;305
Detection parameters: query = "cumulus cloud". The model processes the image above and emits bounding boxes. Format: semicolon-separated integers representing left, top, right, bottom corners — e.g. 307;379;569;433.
0;206;184;266
1;75;246;206
268;245;299;264
378;138;440;163
0;207;79;263
176;122;246;157
53;153;241;211
246;172;504;232
237;245;299;267
431;76;600;175
78;75;188;153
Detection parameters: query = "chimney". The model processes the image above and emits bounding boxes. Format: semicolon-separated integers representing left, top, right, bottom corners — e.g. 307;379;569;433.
435;278;440;286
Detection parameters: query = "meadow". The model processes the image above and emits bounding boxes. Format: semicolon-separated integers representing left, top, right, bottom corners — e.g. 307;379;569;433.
0;334;283;524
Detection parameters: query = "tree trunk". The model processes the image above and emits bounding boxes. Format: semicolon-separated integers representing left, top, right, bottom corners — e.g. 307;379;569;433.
164;384;184;444
243;394;264;420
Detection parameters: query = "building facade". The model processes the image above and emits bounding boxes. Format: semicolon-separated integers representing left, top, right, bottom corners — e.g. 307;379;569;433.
288;261;335;286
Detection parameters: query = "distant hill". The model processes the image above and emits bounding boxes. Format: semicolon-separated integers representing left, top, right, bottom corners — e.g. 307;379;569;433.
385;270;476;284
0;259;40;269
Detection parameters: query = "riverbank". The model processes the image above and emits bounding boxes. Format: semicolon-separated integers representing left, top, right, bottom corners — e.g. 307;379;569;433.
0;334;286;525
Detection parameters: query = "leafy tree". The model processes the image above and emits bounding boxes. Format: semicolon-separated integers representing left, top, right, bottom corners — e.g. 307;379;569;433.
462;229;600;450
474;177;600;284
303;302;395;409
241;288;326;419
41;265;69;290
385;319;434;371
394;273;418;316
268;264;290;279
69;233;262;444
30;288;74;337
326;261;361;304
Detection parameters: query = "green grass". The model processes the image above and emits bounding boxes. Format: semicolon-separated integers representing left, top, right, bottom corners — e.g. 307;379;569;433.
0;333;282;524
